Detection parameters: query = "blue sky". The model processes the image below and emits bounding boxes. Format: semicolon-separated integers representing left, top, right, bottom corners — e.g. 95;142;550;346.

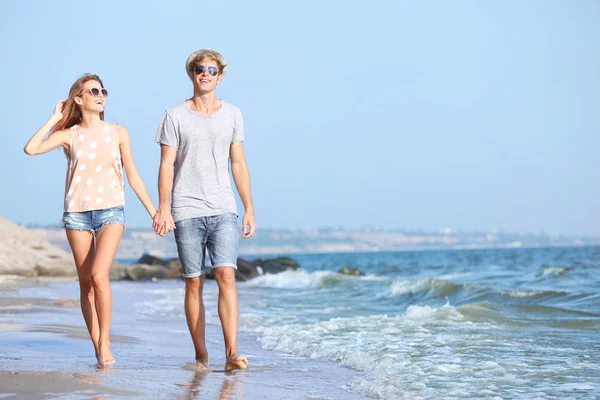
0;0;598;235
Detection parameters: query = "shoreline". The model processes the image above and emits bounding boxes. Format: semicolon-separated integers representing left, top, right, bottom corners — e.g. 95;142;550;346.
0;276;370;399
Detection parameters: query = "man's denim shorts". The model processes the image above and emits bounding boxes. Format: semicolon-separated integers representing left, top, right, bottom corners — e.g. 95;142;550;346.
62;205;125;234
174;213;240;278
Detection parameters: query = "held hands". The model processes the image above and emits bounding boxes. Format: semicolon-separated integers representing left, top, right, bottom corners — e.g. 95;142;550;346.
242;213;255;239
151;208;252;238
152;206;176;237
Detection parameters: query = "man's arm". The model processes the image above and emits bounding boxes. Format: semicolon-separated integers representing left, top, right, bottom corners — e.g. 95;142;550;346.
153;144;177;236
230;141;255;238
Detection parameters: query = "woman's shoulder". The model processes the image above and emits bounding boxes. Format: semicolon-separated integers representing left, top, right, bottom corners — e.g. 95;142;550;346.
102;122;129;143
106;122;127;133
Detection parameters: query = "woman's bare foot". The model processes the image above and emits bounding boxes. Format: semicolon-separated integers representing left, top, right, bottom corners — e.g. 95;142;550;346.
184;359;211;372
97;344;115;367
225;354;248;371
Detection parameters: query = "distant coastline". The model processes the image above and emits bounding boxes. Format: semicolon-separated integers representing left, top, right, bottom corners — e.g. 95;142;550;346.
25;224;600;259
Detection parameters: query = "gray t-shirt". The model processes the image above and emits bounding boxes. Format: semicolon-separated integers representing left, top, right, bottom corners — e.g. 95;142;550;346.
155;101;244;222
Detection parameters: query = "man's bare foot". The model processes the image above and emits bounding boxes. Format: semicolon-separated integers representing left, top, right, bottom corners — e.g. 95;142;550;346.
97;344;115;367
225;354;248;371
184;359;211;372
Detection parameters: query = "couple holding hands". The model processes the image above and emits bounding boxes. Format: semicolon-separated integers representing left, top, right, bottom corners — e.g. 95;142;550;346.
24;49;254;371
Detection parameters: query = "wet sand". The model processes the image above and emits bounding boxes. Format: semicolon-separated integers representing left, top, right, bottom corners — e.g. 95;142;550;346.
0;276;369;399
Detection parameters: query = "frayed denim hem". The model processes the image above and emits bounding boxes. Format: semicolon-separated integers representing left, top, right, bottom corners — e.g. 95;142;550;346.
62;223;95;234
95;220;126;233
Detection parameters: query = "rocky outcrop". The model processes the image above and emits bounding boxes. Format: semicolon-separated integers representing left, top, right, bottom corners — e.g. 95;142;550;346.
256;257;302;274
136;255;301;282
110;258;182;281
0;217;76;277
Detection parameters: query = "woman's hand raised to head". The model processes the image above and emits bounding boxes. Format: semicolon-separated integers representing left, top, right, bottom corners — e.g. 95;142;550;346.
53;100;66;121
23;100;69;156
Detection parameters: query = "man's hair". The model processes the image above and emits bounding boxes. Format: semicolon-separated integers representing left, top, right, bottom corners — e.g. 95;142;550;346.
188;50;225;75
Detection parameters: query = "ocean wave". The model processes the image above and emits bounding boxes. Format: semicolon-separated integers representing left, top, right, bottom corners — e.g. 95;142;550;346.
499;289;568;299
256;299;600;398
500;290;542;298
243;270;573;308
437;272;474;280
509;303;600;318
456;301;600;329
244;271;471;305
456;302;510;325
257;304;489;399
241;269;382;289
388;278;463;298
537;265;573;279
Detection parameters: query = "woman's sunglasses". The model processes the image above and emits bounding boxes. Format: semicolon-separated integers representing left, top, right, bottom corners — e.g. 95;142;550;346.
83;88;108;97
194;65;219;76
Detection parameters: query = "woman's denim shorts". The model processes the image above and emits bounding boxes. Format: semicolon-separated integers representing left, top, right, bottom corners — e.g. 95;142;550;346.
62;205;125;234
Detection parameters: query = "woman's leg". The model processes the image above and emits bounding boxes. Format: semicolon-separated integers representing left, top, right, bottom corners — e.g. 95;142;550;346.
92;223;124;365
65;229;99;357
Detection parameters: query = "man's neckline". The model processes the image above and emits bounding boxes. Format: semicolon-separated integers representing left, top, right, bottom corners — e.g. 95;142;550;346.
184;99;224;117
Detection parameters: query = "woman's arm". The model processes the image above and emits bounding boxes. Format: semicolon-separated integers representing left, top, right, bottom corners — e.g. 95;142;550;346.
117;125;157;218
24;100;69;155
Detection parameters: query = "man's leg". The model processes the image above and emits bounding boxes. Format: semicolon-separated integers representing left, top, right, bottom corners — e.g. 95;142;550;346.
174;218;210;370
208;213;248;371
185;276;209;367
213;267;247;370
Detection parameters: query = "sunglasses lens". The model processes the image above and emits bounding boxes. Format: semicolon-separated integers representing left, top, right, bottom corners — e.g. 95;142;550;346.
90;88;100;96
101;88;108;97
194;65;219;76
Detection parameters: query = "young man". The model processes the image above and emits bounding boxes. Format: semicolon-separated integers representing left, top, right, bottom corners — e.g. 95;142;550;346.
153;49;255;371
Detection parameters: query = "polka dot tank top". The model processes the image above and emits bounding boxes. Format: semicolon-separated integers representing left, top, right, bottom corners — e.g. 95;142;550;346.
64;123;125;212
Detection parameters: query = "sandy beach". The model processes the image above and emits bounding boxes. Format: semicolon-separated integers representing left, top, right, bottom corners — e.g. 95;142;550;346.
0;276;369;400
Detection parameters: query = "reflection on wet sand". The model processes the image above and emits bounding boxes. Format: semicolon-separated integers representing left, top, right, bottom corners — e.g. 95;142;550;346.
72;372;103;385
218;374;238;400
72;368;113;400
177;371;243;400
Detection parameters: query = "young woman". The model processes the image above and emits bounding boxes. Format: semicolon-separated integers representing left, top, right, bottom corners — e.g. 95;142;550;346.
24;74;157;367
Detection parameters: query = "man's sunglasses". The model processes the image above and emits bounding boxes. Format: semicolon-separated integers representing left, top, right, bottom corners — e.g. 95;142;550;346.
83;88;108;97
194;65;219;76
